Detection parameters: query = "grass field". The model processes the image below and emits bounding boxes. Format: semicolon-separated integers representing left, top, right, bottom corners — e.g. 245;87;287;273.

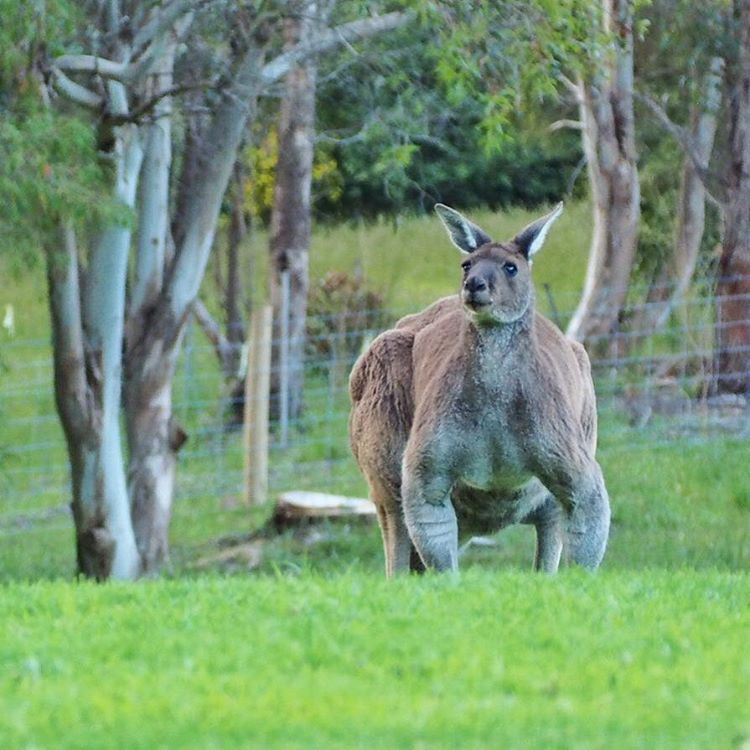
2;571;749;749
1;202;748;748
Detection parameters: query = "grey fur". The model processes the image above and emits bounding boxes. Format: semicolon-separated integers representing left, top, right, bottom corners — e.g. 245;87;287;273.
349;204;610;576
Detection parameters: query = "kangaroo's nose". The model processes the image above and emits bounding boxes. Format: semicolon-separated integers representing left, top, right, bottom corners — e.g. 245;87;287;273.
466;276;487;293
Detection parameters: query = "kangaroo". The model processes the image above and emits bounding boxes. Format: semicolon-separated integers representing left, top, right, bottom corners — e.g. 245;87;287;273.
349;203;610;575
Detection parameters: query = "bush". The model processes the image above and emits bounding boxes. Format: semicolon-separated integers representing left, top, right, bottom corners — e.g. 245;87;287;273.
306;272;386;369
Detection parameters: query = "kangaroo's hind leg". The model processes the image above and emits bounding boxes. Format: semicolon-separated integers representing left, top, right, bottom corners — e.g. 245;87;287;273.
521;495;564;573
375;501;415;577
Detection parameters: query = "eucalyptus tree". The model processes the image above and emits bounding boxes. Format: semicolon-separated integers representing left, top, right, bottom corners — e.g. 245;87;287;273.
421;0;641;345
715;0;750;394
634;0;750;393
268;0;332;422
33;0;412;579
562;0;640;344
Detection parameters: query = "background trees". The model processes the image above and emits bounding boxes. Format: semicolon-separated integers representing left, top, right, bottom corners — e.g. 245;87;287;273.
2;0;411;579
2;0;750;580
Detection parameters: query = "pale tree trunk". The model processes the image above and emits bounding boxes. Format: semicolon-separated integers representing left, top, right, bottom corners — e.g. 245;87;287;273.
46;0;410;577
46;120;143;581
565;0;640;346
124;26;194;574
124;39;267;573
715;0;750;394
269;1;322;422
124;329;187;573
641;57;723;331
44;2;145;580
124;10;409;574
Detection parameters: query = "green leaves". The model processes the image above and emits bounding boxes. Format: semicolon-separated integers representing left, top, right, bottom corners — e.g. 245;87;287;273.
0;0;121;261
0;111;123;260
423;0;610;151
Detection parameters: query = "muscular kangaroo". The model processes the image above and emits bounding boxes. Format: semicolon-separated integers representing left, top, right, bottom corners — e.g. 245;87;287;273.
349;203;610;576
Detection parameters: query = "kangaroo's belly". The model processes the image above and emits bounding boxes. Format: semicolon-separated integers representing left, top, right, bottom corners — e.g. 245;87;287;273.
451;477;548;535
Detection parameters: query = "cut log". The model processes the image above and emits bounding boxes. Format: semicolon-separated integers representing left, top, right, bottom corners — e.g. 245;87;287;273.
272;490;376;530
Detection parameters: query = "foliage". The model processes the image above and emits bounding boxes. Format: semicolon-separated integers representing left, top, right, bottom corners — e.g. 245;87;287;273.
417;0;604;151
312;9;587;222
630;0;728;287
243;129;344;223
1;570;748;748
0;113;124;259
0;0;122;262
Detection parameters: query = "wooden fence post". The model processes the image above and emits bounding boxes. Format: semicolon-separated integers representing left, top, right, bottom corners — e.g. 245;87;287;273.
243;304;273;506
278;269;290;448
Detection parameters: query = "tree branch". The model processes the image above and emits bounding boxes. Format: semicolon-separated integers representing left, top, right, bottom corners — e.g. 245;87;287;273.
261;10;414;86
107;80;218;125
54;54;129;81
54;7;196;87
548;119;583;131
192;298;238;375
132;0;203;55
558;73;581;99
50;69;103;108
45;223;89;430
635;90;724;208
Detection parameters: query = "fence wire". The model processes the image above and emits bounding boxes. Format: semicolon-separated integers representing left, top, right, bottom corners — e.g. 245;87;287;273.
1;283;749;542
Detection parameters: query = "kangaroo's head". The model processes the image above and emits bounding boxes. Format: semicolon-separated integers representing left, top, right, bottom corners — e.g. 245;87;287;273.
435;203;563;325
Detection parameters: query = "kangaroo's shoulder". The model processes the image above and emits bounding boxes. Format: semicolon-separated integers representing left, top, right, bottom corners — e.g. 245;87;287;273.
532;313;591;372
349;326;415;403
395;295;460;333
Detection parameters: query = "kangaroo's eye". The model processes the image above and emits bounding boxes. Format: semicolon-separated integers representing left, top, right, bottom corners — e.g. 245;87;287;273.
461;260;471;272
503;262;518;277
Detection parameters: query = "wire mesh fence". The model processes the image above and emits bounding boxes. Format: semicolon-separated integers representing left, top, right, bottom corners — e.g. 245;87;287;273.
1;281;749;544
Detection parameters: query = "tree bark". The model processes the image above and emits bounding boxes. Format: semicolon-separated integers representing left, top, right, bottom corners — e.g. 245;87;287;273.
124;29;190;574
226;160;249;362
124;328;187;573
715;0;750;394
46;122;143;581
565;0;640;347
641;57;723;331
269;1;321;421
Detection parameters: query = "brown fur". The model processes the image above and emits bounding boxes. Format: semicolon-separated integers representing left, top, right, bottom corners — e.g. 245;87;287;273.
349;205;610;575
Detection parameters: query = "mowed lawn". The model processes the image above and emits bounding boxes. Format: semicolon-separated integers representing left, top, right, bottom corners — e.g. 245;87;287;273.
2;571;748;750
1;201;748;748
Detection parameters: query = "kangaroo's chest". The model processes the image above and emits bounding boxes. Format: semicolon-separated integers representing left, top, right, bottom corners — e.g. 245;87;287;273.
449;392;545;533
453;390;533;489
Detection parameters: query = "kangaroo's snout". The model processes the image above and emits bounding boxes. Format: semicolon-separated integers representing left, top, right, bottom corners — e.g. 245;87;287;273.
465;275;488;293
462;271;492;309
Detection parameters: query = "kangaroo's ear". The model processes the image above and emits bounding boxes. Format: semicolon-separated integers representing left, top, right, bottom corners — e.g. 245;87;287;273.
512;202;564;260
434;204;493;254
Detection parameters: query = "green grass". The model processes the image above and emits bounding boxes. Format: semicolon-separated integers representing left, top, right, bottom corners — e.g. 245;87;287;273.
2;571;748;749
1;203;749;749
2;433;747;582
305;201;591;312
0;201;591;565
